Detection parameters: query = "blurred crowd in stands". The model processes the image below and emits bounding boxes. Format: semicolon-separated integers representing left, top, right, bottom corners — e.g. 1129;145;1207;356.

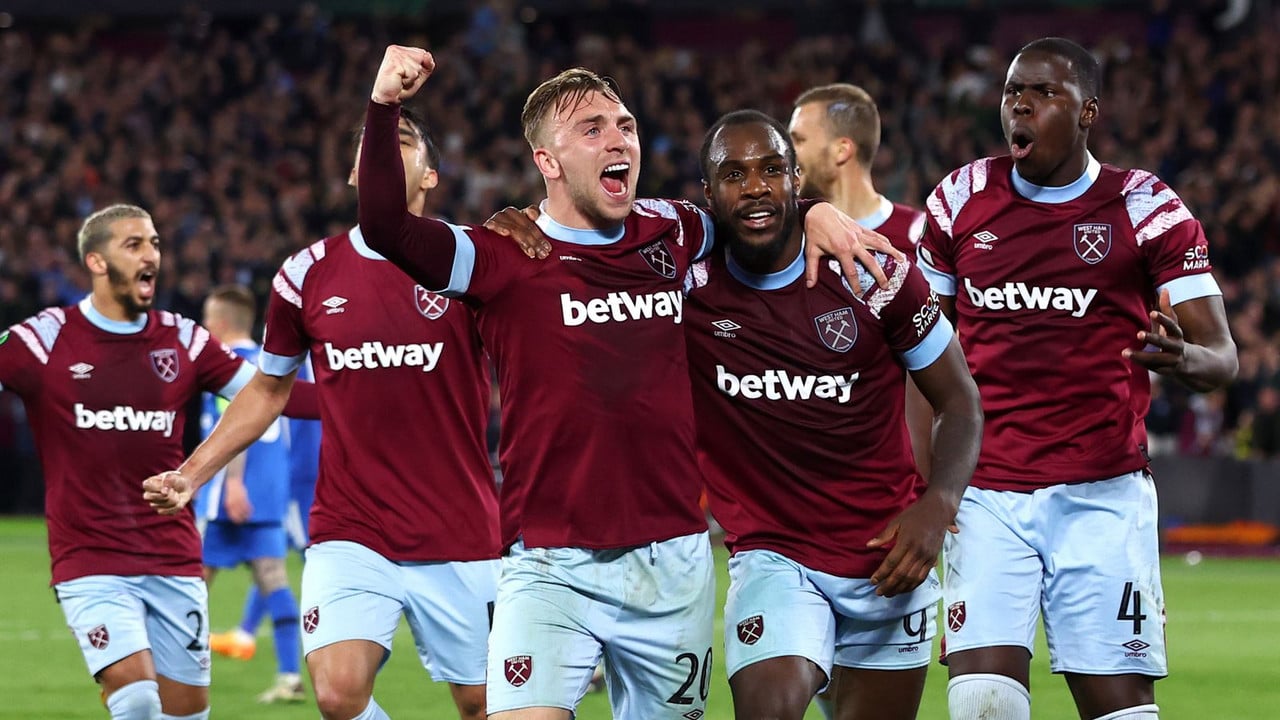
1;0;1278;510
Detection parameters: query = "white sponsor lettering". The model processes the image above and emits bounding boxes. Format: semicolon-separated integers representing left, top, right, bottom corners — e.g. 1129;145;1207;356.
74;403;177;437
323;341;444;373
963;277;1097;318
560;290;683;327
1183;245;1210;271
913;292;941;337
715;365;858;404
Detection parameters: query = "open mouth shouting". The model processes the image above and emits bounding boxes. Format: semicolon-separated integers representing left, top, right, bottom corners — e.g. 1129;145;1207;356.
738;203;779;232
600;162;631;200
1009;126;1036;161
137;269;157;301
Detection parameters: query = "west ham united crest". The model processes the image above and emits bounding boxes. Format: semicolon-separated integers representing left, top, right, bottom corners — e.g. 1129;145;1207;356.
736;614;764;645
504;655;532;687
414;285;449;320
814;307;857;353
639;240;677;278
946;601;966;632
149;349;179;383
302;606;320;634
87;624;110;650
1074;223;1112;264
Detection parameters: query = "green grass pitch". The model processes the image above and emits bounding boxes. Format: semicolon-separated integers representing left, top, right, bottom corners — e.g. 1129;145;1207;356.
2;517;1277;718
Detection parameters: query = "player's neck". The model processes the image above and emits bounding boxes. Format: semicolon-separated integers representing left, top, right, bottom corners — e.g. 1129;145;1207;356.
544;193;623;233
88;290;143;324
730;229;803;276
828;171;881;221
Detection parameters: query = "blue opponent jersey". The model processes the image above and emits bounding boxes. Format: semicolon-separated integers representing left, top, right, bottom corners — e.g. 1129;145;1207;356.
195;341;291;524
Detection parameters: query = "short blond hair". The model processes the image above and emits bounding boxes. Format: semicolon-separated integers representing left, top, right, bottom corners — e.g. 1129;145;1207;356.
521;67;623;149
794;83;881;167
77;204;152;263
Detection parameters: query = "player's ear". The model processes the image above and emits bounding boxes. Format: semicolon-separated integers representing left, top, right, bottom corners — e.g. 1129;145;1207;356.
1081;97;1099;130
84;251;107;276
347;165;358;188
421;168;439;192
835;137;856;166
703;179;712;205
791;167;801;199
532;148;561;180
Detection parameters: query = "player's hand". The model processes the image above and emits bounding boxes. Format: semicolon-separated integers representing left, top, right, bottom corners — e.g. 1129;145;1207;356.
371;45;435;105
222;480;253;524
142;470;195;516
1123;289;1185;375
484;205;550;259
802;202;906;292
866;490;959;597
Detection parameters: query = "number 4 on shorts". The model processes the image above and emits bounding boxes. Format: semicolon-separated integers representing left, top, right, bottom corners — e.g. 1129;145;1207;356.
1116;581;1146;634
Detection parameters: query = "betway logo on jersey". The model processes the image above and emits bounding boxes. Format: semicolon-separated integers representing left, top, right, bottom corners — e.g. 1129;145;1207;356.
716;365;859;403
74;404;177;437
323;342;444;373
964;278;1097;318
560;290;683;327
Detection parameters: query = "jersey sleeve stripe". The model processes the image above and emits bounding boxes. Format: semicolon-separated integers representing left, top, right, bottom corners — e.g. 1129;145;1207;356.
176;317;195;349
441;221;477;294
281;247;318;291
1159;273;1222;305
188;326;210;362
1134;206;1194;247
901;314;954;371
24;309;67;354
866;258;909;318
925;189;953;238
259;350;306;377
272;273;304;309
917;253;957;296
696;206;715;261
10;323;49;364
215;361;257;399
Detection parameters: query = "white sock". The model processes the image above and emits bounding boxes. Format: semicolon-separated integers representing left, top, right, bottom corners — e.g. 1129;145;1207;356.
106;680;161;720
1094;704;1159;720
812;694;836;720
160;710;209;720
352;698;392;720
948;673;1031;720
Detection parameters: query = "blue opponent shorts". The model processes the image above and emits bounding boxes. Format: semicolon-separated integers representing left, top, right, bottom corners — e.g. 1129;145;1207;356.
487;532;716;720
300;540;499;685
943;471;1167;677
56;574;211;686
201;521;287;568
723;549;938;687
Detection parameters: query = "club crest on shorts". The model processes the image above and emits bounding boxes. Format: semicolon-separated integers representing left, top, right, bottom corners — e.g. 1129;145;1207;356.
1074;223;1112;265
504;655;532;687
87;624;110;650
736;614;764;645
302;606;320;634
814;307;857;353
946;601;966;632
414;285;449;320
639;240;677;278
149;349;179;383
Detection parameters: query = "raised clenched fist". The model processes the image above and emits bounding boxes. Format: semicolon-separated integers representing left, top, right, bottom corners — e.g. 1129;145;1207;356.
371;45;436;105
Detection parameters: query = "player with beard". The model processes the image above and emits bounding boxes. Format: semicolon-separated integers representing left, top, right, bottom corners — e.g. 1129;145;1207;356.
789;84;935;489
145;108;500;720
347;46;900;720
0;204;315;720
686;110;982;720
916;38;1238;720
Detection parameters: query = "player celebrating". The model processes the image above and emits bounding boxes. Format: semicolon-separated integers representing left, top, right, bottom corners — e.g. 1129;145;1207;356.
195;284;304;704
144;108;500;720
916;38;1238;720
0;204;311;720
354;46;899;720
789;83;935;483
689;110;982;720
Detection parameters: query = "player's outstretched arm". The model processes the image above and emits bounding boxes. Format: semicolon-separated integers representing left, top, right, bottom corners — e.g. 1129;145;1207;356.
143;369;298;515
1123;289;1238;393
802;202;905;292
867;335;982;597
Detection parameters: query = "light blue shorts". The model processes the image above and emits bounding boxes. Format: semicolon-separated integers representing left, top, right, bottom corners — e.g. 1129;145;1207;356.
300;540;499;685
201;521;287;568
724;549;938;686
55;575;211;686
943;471;1167;676
487;532;716;719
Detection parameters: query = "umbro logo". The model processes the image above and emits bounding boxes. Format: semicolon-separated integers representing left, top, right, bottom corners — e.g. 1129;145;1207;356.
712;319;740;338
322;296;348;315
69;362;94;380
973;230;998;250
